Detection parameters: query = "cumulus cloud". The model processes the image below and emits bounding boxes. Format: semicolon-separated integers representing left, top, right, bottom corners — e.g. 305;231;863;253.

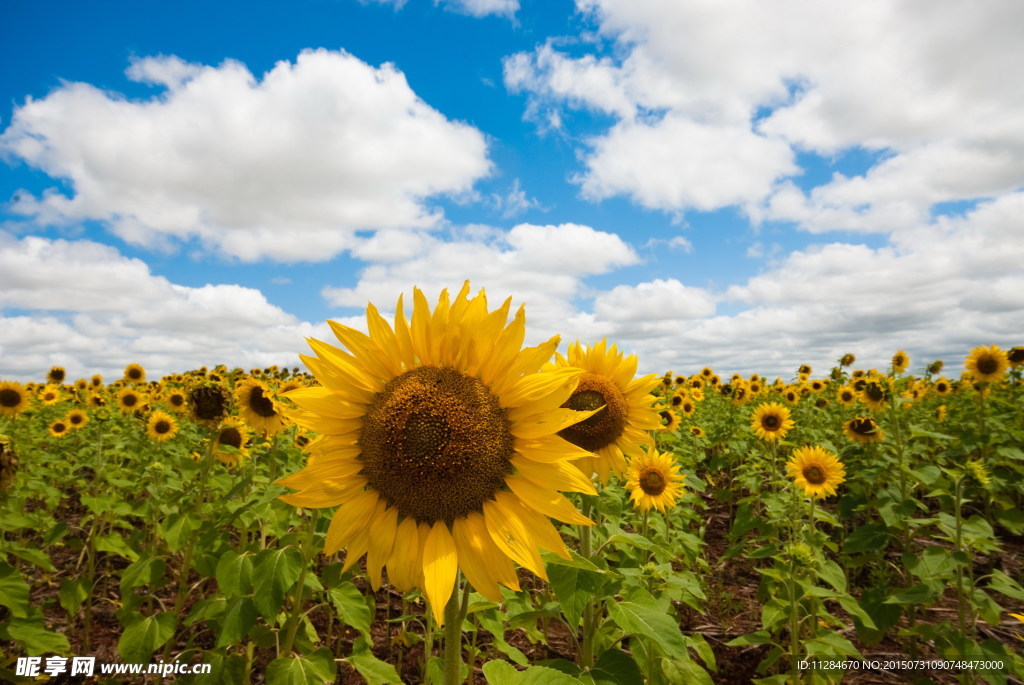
0;49;491;261
505;0;1024;227
441;0;519;18
0;232;326;381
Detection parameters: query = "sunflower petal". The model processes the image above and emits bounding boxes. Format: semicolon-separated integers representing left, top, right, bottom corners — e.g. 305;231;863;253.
323;490;379;555
483;492;547;580
422;523;458;626
505;475;593;526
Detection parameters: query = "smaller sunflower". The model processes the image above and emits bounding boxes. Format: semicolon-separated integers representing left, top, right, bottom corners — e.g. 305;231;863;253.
235;378;287;436
936;405;947;423
859;380;888;411
49;420;70;438
750;402;795;442
658;409;681;432
679;397;696;417
39;385;62;406
965;345;1009;383
844;416;884;444
933;377;952;396
212;418;250;467
65;409;89;430
786;446;845;499
926;360;944;375
0;381;30;417
165;389;188;413
689;425;705;439
90;374;104;389
891;350;909;374
120;364;144;384
189;384;230;426
116;387;146;414
783;388;799;405
839;353;856;367
798;364;812;376
88;393;106;409
836;385;857;407
625;447;685;512
146;411;179;442
47;366;66;384
1008;347;1024;368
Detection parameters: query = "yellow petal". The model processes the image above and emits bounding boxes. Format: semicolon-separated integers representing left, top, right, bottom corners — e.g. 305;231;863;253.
328;320;397;383
324;490;379;555
511;455;596;495
386;517;421;592
483;492;547;580
452;515;503;602
511;407;600;440
515;434;593;463
505;475;593;526
366;502;398;590
277;476;366;508
422;523;458;627
276;457;363;490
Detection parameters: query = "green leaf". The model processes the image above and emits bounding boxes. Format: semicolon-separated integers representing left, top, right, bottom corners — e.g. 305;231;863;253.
482;660;584;684
548;556;606;628
328;581;373;642
0;561;30;618
59;577;90;617
347;637;403;685
162;512;202;553
986;569;1024;602
903;546;956;581
216;597;257;648
605;589;689;658
117;612;177;663
4;542;55;571
120;556;167;595
970;587;1003;626
589;648;644;685
816;560;846;593
477;609;528;666
885;583;938;605
215;550;254;597
266;648;337;685
253;547;303;621
842;523;890;555
2;616;71;655
760;599;788;631
725;631;773;647
95;531;140;562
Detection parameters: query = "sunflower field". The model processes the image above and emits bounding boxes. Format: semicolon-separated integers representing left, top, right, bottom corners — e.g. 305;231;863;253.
1;285;1023;685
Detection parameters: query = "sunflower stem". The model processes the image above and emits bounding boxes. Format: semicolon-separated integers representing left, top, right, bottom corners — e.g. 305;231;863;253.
442;577;470;685
281;508;318;656
579;497;597;668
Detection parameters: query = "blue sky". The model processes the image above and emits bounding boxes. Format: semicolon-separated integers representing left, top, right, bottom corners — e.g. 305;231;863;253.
2;0;1022;382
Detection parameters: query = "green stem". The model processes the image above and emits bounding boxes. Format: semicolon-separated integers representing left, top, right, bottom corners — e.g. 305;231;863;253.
281;509;318;656
579;498;597;668
954;476;968;638
442;579;470;685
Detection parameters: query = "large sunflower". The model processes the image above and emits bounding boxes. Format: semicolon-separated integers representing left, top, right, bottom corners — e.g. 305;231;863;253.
278;284;597;624
750;402;794;442
624;447;685;512
965;345;1009;383
786;446;846;499
552;340;661;484
0;381;30;417
235;378;287;436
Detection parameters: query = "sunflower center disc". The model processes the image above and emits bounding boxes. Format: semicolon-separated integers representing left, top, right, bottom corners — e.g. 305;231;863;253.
803;465;827;485
0;389;20;408
851;418;875;435
977;356;999;375
361;366;514;525
640;469;667;496
762;415;780;430
247;387;278;417
558;373;629;451
219;427;243;449
155;420;171;434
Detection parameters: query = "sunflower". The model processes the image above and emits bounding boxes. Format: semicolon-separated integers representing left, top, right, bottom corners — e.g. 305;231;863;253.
658;409;681;432
933;378;952;396
189;384;230;426
146;411;179;442
165;389;188;413
798;364;812;376
278;283;598;624
1008;347;1024;368
0;381;30;417
750;402;794;442
236;378;287;435
965;345;1009;383
116;387;146;413
836;385;857;407
891;350;909;374
786;445;845;499
843;416;884;444
212;417;250;467
48;420;69;438
783;388;799;405
123;363;146;384
927;360;944;375
936;405;947;423
47;366;66;384
88;393;106;409
65;409;89;430
859;380;888;411
809;379;826;394
553;339;661;484
678;397;696;417
839;353;856;367
700;367;714;378
624;447;685;512
689;425;705;439
90;374;103;389
39;384;62;406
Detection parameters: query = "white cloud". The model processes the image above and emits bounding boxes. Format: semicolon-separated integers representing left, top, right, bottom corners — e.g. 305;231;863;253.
441;0;519;18
0;232;326;381
593;279;715;322
506;0;1024;227
0;49;491;262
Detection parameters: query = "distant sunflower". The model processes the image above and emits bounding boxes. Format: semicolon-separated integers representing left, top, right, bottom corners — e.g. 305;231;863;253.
65;409;89;430
88;393;106;409
47;366;66;384
146;411;179;442
189;384;229;426
844;416;884;444
690;425;705;439
965;345;1009;383
658;409;681;432
554;339;662;483
750;402;794;442
624;447;685;513
809;379;826;394
123;363;146;384
49;420;69;438
933;378;952;396
859;381;888;411
927;360;944;375
786;446;845;499
235;378;287;436
836;386;857;407
839;354;856;367
212;417;250;467
278;283;597;623
798;364;812;376
116;387;145;414
1008;347;1024;368
74;379;88;392
679;398;696;417
783;388;799;405
0;381;30;417
700;367;714;378
731;382;750;406
165;389;188;413
39;385;62;406
891;350;909;374
90;374;103;389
